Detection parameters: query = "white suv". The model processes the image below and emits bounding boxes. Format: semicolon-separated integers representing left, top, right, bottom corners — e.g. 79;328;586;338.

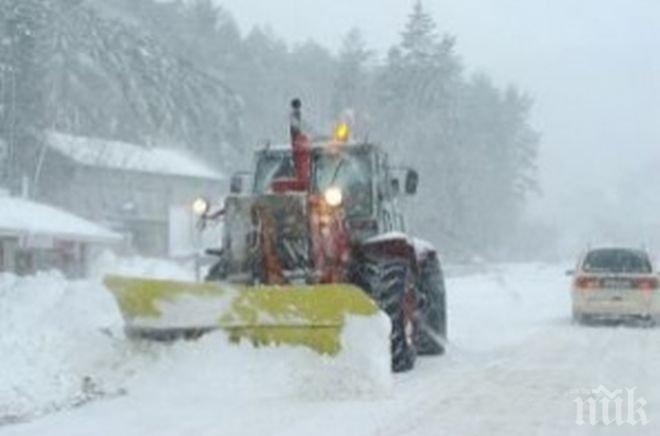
571;247;657;323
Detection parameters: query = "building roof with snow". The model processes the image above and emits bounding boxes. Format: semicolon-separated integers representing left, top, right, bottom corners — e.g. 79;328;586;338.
46;131;223;181
0;196;121;244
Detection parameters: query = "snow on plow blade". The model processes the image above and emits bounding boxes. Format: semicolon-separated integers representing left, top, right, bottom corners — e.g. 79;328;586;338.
103;275;382;355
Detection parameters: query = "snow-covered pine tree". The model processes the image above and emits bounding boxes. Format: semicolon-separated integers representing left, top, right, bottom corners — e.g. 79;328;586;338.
369;1;539;259
373;1;464;254
1;0;244;183
0;0;52;191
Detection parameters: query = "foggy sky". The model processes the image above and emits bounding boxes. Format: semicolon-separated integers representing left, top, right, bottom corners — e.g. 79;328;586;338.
219;0;660;253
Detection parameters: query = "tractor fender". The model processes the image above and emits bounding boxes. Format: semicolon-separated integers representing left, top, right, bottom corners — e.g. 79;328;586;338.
353;234;443;278
412;237;440;265
355;232;418;271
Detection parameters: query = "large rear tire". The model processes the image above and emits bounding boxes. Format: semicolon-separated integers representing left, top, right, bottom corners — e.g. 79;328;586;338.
351;257;417;372
416;255;447;355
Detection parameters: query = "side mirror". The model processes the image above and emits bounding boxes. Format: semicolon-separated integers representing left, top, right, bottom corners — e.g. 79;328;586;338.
405;169;419;195
565;269;575;277
390;178;400;196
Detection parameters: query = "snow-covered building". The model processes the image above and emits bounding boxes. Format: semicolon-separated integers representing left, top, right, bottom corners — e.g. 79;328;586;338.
35;132;225;257
0;195;121;277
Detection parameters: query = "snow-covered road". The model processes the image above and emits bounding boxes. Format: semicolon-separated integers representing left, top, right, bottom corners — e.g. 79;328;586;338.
3;263;660;436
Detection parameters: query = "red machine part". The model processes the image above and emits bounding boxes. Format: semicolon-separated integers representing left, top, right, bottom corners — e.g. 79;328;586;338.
272;133;311;193
269;99;351;284
309;196;351;283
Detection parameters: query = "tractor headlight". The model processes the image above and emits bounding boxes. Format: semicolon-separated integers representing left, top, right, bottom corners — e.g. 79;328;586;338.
192;197;210;216
324;186;343;207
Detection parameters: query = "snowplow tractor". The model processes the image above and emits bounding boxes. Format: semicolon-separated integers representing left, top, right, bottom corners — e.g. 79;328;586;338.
104;100;447;372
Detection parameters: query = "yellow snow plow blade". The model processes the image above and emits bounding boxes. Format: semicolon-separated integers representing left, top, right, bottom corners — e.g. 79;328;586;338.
103;275;381;356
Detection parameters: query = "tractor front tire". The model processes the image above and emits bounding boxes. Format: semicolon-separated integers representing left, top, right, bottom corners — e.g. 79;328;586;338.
352;257;417;372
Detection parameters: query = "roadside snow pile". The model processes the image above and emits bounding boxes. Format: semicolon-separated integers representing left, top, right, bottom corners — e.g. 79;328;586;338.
0;259;392;426
0;272;125;424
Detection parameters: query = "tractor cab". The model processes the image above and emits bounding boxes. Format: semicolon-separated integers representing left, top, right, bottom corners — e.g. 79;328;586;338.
248;141;418;242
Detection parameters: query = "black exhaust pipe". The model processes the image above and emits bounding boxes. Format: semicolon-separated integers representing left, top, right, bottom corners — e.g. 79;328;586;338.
290;98;302;141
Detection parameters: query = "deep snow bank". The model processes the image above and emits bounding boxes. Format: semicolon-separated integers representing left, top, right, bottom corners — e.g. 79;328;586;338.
0;272;124;423
0;259;392;425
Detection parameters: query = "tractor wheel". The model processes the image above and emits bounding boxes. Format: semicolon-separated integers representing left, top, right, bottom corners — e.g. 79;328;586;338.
352;257;417;372
416;256;447;355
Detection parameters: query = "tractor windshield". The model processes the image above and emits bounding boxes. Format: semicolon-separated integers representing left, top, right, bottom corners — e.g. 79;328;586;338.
252;150;295;194
312;149;373;218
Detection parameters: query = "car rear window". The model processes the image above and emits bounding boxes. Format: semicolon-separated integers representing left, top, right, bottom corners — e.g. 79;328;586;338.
582;249;652;274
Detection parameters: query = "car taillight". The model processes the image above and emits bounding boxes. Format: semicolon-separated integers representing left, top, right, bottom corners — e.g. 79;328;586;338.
636;278;658;292
575;276;600;290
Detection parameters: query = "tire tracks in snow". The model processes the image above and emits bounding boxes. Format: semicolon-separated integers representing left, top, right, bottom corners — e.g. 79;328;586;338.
380;322;660;436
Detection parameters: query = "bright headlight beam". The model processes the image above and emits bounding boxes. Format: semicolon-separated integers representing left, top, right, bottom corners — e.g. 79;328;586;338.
192;197;210;216
324;187;343;207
